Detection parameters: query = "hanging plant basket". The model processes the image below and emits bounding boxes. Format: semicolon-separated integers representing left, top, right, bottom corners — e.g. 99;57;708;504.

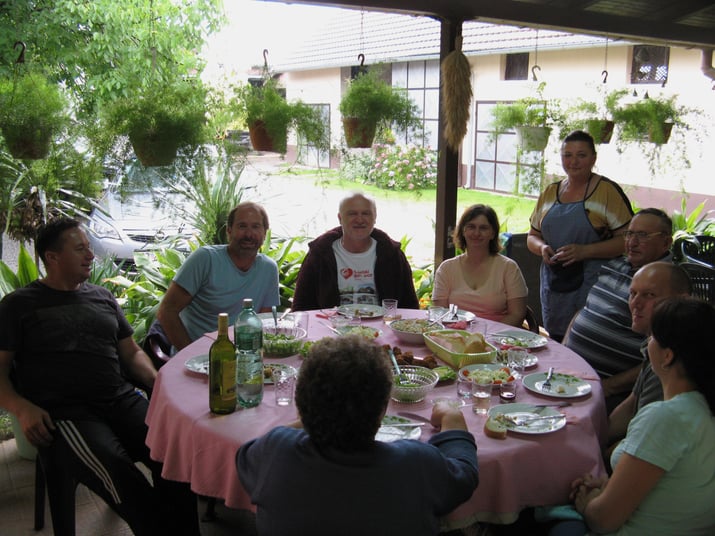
584;119;615;144
648;122;673;144
248;120;280;152
1;127;52;159
515;126;551;152
0;72;68;160
129;131;182;167
342;117;376;148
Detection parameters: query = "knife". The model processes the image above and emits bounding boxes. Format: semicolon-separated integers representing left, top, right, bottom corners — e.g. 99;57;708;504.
396;411;433;425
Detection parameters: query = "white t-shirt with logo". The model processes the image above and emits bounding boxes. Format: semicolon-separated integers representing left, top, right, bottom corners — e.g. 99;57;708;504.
332;238;378;305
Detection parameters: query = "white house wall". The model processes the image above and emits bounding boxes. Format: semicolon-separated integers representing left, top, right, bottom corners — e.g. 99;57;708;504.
281;41;715;212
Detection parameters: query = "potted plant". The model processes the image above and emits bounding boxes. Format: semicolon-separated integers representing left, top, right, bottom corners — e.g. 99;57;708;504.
611;94;689;144
339;67;420;148
102;78;207;167
489;83;565;151
0;72;68;159
230;78;328;154
564;88;628;144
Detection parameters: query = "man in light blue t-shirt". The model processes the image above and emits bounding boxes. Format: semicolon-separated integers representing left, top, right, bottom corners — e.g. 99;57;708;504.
157;202;280;351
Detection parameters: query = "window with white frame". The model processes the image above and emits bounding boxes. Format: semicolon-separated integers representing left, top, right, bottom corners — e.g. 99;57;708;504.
473;101;541;196
392;60;438;148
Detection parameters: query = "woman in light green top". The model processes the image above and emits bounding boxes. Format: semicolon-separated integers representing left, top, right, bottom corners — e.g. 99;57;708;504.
559;297;715;535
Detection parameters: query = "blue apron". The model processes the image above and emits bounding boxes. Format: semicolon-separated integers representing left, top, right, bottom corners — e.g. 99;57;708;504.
539;182;603;339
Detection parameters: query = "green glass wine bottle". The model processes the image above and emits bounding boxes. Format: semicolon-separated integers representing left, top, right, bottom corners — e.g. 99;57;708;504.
209;313;237;414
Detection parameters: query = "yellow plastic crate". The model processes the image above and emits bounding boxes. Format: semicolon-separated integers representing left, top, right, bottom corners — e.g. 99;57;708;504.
423;329;497;369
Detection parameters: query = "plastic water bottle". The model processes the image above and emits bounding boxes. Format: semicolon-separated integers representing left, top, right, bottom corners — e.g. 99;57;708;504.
234;299;264;408
209;313;236;414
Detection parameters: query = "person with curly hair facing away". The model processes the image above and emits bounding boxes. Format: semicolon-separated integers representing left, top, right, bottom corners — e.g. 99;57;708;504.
236;335;479;536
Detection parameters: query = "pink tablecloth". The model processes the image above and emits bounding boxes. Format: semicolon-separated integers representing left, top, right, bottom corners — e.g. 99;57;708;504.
146;309;607;529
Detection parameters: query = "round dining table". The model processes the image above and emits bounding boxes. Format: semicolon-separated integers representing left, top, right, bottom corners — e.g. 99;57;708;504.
145;309;607;531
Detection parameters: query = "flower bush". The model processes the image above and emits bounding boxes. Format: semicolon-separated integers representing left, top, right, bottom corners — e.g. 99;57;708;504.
367;144;438;190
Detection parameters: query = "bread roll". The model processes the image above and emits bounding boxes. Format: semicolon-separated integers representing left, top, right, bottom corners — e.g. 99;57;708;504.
483;417;507;439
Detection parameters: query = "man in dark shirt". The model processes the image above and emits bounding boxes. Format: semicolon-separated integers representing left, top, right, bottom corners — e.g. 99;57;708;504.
0;218;198;535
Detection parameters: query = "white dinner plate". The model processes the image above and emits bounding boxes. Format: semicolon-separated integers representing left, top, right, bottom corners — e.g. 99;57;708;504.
459;363;514;389
430;307;476;324
488;403;566;434
490;328;548;350
376;415;422;442
522;372;592;398
184;355;295;385
185;354;209;374
337;304;384;319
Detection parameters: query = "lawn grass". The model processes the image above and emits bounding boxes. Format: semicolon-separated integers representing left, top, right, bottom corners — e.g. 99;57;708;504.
275;165;535;234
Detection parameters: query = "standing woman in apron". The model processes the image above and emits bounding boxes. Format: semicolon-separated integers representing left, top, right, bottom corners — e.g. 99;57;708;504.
527;130;633;342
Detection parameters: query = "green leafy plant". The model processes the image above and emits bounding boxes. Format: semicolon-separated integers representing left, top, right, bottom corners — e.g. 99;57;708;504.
563;88;628;144
0;244;38;299
102;78;208;167
611;94;691;144
367;144;438;191
671;200;715;240
0;72;68;159
230;78;328;154
490;84;565;135
261;231;308;309
339;67;420;147
161;145;247;245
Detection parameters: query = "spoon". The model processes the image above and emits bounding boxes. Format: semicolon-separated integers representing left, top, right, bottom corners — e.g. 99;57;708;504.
271;305;278;332
388;348;408;385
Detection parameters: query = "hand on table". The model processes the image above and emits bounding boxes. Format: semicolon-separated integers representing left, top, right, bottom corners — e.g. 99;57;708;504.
430;402;468;432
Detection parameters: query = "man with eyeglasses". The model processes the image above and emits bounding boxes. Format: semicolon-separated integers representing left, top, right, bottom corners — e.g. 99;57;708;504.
564;208;673;410
158;202;280;351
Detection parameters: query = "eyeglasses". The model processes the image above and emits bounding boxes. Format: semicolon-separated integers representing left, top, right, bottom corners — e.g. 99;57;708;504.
623;231;665;241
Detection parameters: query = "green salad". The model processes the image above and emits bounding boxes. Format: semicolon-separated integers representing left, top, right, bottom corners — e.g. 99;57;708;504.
263;332;304;357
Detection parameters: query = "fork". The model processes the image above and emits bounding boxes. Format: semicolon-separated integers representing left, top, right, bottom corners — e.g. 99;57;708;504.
542;367;554;391
448;303;459;321
503;414;565;426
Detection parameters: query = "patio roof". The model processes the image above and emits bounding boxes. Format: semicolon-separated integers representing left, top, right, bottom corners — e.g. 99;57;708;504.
266;0;715;48
262;0;715;267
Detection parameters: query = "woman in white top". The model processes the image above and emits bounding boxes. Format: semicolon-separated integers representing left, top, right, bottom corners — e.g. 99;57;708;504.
432;204;527;327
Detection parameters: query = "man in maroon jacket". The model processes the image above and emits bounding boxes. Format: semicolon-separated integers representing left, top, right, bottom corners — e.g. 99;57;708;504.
292;192;419;311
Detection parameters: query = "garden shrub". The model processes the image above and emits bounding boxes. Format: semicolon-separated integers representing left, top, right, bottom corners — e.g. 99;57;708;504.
367;144;437;190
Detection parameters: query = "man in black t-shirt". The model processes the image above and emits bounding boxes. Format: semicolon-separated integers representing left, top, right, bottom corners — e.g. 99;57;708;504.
0;218;198;535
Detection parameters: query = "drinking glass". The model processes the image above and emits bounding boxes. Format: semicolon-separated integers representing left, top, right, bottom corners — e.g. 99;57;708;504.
507;347;529;380
499;381;517;403
273;369;295;407
456;373;473;399
471;382;492;415
382;299;399;323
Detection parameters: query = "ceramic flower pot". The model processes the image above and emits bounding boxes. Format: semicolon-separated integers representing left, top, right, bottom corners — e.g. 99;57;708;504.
515;126;551;152
342;117;376;148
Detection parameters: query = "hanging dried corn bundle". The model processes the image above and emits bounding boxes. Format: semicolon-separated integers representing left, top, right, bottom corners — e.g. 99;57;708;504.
441;34;472;152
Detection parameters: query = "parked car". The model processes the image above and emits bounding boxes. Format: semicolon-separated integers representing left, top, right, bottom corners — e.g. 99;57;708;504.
85;172;196;271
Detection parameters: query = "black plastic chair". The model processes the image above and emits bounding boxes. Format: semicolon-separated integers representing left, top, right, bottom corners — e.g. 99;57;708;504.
680;262;715;304
674;235;715;268
142;319;172;370
523;306;540;334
